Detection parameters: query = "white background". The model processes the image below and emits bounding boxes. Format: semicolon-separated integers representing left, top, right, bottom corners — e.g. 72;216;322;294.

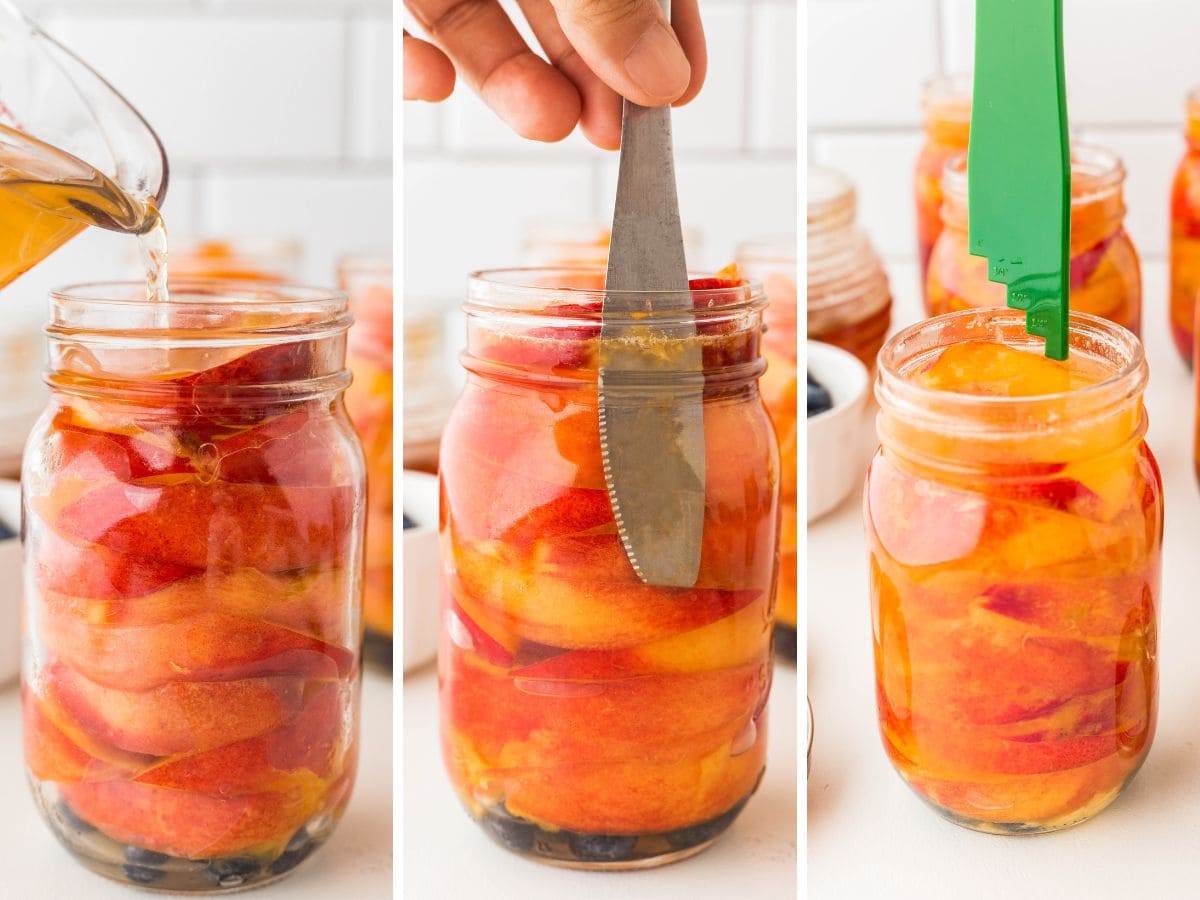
809;0;1197;284
808;2;1200;898
4;0;393;326
404;0;798;303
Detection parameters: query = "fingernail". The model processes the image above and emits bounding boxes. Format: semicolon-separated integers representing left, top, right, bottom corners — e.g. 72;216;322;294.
624;23;691;102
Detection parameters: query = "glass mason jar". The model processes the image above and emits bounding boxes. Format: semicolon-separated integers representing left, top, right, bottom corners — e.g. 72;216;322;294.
809;166;892;368
914;74;971;292
737;237;797;661
928;146;1142;333
1170;87;1200;366
341;255;395;668
22;281;365;892
866;309;1161;834
403;301;453;475
439;268;778;868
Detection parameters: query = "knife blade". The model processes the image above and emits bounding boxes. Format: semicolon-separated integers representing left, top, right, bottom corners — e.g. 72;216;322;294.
599;0;706;588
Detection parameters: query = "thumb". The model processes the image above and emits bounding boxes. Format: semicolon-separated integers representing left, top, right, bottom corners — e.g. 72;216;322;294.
548;0;692;107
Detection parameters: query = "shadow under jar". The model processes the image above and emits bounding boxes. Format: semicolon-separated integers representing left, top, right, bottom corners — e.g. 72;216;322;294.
808;166;892;369
22;281;366;892
1170;87;1200;366
927;146;1142;334
341;256;395;670
866;309;1161;834
737;238;798;662
439;268;779;869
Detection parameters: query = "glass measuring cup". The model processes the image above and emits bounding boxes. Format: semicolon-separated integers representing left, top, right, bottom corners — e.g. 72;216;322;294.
0;0;168;290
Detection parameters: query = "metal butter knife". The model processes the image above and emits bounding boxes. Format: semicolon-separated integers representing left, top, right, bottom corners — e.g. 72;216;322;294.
599;0;706;588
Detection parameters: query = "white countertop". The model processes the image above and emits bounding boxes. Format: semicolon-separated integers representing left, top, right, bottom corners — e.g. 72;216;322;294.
0;668;393;898
404;660;798;899
809;261;1200;897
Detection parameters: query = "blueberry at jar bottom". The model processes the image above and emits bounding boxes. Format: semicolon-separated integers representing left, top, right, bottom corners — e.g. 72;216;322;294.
473;787;759;871
35;784;345;893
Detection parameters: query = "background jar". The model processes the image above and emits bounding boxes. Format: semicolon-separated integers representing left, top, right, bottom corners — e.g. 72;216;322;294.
737;236;798;660
866;309;1161;834
22;281;365;892
1169;87;1200;366
914;73;971;291
809;166;892;368
521;220;705;269
439;268;778;869
341;255;395;668
927;146;1142;334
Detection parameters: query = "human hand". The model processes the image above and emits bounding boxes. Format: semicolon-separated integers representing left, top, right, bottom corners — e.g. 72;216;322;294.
403;0;706;150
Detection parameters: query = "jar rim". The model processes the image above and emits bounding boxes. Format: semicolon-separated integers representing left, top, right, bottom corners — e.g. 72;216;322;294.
878;308;1146;411
465;267;765;318
47;279;352;346
942;143;1126;208
921;72;972;121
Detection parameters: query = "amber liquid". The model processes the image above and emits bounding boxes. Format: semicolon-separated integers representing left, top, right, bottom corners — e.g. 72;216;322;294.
0;123;166;297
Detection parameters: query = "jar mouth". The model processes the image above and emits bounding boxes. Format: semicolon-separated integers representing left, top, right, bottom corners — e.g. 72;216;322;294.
942;143;1126;208
48;279;352;346
465;267;765;321
878;308;1146;411
921;72;972;121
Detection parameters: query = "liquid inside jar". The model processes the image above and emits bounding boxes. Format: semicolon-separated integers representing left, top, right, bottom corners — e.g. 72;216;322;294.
440;268;777;869
868;313;1161;834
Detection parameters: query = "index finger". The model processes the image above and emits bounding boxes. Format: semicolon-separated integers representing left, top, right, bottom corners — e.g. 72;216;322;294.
406;0;582;142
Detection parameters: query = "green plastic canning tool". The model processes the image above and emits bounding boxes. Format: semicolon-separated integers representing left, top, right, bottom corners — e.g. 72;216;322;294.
968;0;1071;359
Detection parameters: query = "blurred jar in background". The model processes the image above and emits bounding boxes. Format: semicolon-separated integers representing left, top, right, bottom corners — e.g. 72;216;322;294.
1170;87;1200;366
808;166;892;369
0;322;45;478
927;146;1141;334
522;220;704;269
737;237;797;661
341;255;394;666
161;236;301;282
404;301;454;475
914;74;971;296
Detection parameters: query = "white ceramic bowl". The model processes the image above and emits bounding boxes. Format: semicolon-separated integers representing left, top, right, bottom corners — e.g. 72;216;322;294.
0;478;21;686
403;470;439;672
806;340;871;522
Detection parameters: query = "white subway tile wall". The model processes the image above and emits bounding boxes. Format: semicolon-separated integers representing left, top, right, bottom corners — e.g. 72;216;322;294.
403;0;799;301
4;1;391;321
809;0;1195;296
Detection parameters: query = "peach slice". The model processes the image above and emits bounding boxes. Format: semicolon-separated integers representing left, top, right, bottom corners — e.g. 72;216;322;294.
213;408;351;487
41;608;355;691
443;648;767;762
23;686;150;784
135;682;346;792
52;566;352;645
30;522;198;601
450;537;761;650
48;664;308;756
60;779;321;859
54;480;355;572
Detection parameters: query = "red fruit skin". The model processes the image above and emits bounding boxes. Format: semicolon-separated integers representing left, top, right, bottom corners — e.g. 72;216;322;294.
31;524;198;601
40;609;355;692
54;481;355;572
